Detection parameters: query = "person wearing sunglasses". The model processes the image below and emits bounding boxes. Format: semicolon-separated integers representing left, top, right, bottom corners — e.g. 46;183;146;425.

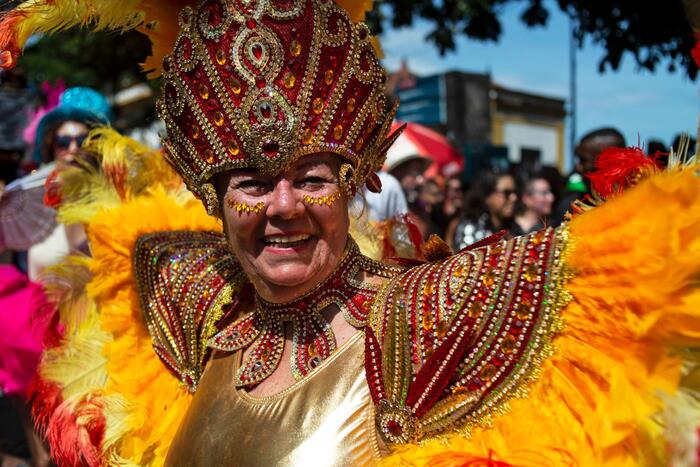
51;127;89;170
447;171;518;250
25;86;112;280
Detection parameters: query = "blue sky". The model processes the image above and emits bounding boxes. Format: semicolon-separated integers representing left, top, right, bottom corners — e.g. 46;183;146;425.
378;2;699;160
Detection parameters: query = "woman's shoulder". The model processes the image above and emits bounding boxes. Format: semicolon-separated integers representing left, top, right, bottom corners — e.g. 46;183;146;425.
134;230;247;391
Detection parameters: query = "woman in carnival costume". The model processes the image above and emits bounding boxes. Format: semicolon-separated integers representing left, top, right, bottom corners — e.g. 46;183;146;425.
0;1;699;466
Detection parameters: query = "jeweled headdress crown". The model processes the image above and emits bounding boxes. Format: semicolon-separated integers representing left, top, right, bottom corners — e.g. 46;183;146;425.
159;0;399;214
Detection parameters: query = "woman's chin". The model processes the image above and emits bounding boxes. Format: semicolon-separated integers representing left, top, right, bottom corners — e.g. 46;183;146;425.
255;266;323;298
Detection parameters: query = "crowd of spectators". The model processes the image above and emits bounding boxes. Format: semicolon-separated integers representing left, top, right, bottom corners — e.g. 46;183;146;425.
366;126;692;253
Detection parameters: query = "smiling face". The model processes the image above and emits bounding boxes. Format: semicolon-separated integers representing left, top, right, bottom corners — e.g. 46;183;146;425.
218;154;350;303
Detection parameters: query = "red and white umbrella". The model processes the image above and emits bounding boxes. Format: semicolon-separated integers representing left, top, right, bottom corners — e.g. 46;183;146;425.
384;121;463;178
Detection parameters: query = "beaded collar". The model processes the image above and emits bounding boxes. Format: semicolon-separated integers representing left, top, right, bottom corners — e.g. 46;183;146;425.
209;238;401;387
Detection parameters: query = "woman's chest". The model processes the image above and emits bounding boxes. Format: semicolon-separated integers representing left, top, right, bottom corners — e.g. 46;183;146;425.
166;333;381;467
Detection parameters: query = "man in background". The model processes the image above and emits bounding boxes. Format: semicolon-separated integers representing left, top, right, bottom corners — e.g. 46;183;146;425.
551;127;626;226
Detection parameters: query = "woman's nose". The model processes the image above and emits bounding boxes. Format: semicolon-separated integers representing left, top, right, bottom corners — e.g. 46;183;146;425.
266;180;304;219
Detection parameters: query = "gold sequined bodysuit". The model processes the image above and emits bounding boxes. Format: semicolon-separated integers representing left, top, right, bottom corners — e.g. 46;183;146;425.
166;332;381;466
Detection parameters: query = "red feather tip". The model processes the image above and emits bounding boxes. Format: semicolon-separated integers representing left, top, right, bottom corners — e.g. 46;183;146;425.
587;146;660;199
692;34;700;69
0;10;25;70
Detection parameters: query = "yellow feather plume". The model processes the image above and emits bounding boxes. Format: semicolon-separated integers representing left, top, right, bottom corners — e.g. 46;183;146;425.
40;312;109;401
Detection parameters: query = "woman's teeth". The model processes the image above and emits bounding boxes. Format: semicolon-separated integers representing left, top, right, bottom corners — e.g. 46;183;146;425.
264;234;311;247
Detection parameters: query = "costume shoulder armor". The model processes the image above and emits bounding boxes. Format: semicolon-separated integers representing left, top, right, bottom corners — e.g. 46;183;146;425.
366;227;570;445
134;230;245;392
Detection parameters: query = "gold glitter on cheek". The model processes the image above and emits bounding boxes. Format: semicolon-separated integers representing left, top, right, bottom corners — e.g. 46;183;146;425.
226;197;266;214
302;191;341;207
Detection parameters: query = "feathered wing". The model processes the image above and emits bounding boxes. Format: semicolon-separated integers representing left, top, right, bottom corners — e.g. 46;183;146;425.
374;160;700;466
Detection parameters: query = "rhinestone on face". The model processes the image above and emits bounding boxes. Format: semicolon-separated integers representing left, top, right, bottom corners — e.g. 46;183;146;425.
312;98;324;115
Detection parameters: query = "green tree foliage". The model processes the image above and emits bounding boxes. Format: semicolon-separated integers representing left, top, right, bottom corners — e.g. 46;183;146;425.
19;29;152;93
367;0;698;79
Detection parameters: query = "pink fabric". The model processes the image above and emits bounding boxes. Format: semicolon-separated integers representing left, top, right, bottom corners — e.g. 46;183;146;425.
0;265;48;396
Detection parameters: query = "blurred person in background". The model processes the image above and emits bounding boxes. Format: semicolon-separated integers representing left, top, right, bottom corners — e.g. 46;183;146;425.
386;152;441;239
413;175;446;238
551;127;625;226
24;87;111;280
443;176;464;222
354;170;408;222
386;153;431;206
512;174;555;236
446;171;517;251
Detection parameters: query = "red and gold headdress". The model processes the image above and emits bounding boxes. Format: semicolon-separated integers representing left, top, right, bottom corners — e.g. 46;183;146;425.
0;0;400;214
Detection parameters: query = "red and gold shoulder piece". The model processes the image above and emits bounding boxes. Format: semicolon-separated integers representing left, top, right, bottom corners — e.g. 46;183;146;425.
365;227;570;445
134;230;246;392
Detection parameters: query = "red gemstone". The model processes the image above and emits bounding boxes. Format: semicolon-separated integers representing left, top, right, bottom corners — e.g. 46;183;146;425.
246;18;257;29
386;420;402;437
256;76;266;88
252;43;263;60
263;141;279;156
359;27;368;40
259;102;272;118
